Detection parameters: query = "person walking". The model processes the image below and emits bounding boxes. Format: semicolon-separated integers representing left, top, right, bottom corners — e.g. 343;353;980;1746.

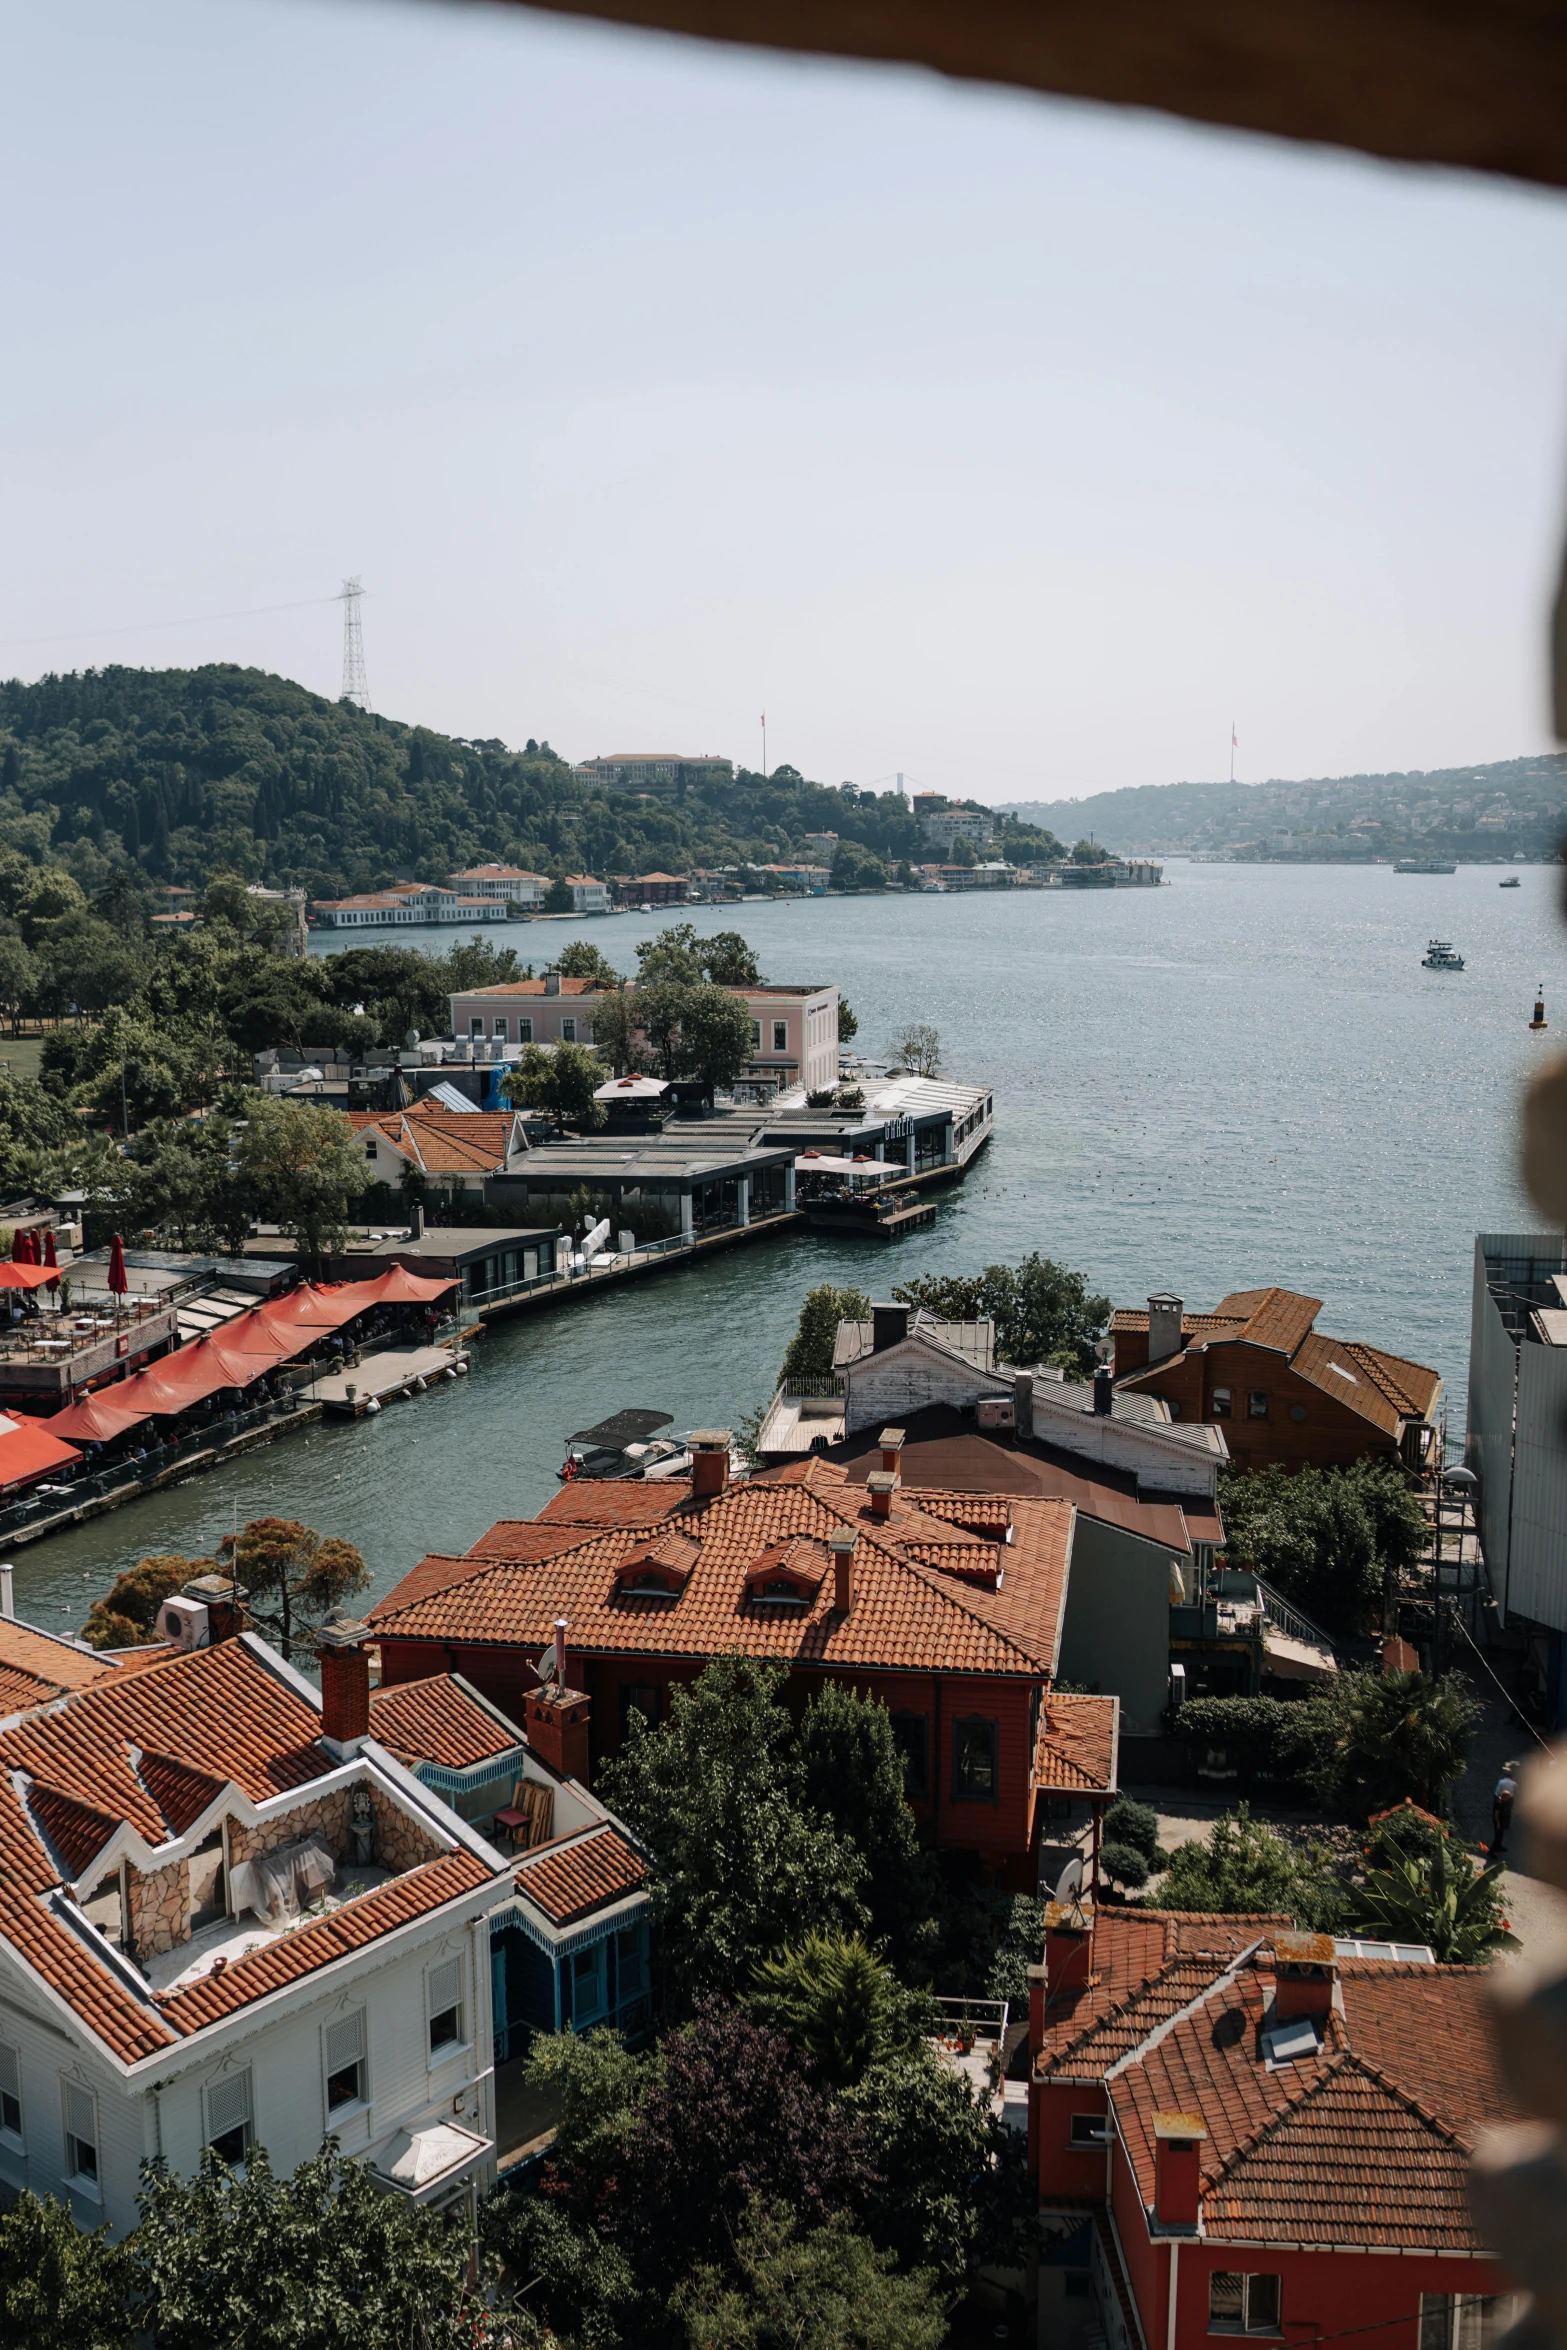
1491;1760;1520;1859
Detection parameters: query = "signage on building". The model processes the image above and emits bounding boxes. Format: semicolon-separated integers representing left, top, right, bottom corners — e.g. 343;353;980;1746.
882;1116;913;1141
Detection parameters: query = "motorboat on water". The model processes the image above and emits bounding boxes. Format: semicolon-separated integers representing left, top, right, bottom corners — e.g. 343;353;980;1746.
1421;939;1465;970
1500;876;1521;888
559;1407;693;1482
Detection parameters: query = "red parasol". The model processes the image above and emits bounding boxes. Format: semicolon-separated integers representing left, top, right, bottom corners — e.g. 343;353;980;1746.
42;1228;59;1291
9;1229;24;1263
19;1232;37;1266
108;1233;128;1296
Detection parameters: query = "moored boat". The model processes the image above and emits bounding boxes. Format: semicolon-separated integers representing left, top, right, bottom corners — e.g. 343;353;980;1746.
1421;938;1465;970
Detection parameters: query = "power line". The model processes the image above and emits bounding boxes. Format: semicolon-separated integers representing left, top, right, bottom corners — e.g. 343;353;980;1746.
0;593;344;652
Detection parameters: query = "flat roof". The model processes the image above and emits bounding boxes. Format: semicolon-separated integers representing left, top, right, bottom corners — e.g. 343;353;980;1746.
342;1226;557;1261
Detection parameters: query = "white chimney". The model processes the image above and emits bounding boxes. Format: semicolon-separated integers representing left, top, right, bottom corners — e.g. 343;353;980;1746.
1147;1294;1184;1366
0;1563;12;1620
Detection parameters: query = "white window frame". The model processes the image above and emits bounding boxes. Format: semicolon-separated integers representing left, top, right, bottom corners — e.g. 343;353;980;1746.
323;2008;369;2121
772;1019;788;1053
62;2080;100;2197
560;1017;576;1043
427;1955;466;2059
492;1016;508;1040
204;2065;254;2167
0;2040;23;2145
1209;2272;1281;2335
750;1020;762;1051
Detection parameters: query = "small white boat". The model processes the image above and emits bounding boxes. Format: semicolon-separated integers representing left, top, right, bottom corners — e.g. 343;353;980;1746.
1421;938;1465;971
1500;876;1521;888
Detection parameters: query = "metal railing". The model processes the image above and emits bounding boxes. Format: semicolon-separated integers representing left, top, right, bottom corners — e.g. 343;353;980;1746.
0;1397;309;1535
1255;1576;1338;1658
467;1213;794;1312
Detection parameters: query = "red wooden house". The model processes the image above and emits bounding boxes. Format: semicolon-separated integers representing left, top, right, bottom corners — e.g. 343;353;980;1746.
1111;1289;1443;1475
368;1439;1118;1887
1028;1906;1520;2350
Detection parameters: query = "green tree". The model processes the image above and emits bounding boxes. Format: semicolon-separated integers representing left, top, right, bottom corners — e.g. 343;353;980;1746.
703;930;761;986
219;1515;370;1662
831;842;888;891
1298;1667;1480;1818
634;978;691;1082
81;1553;204;1649
544;876;575;913
845;2047;1031;2289
0;930;37;1032
1071;837;1103;864
556;939;622;984
131;2143;508;2350
749;1933;922;2088
949;835;978;868
889;1024;940;1076
501;1040;609;1133
0;2193;133;2350
678;982;756;1101
796;1682;942;1971
1218;1461;1425;1639
233;1094;369;1266
1345;1837;1517;1962
598;1655;869;2012
588;984;645;1078
894;1252;1111;1376
837;998;859;1043
1157;1803;1346;1929
778;1283;871;1388
638;921;707;987
673;2201;948;2350
443;936;523;992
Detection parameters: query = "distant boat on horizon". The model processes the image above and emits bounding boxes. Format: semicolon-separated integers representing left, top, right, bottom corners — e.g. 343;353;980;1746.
1422;938;1465;970
1500;875;1521;888
1395;858;1457;874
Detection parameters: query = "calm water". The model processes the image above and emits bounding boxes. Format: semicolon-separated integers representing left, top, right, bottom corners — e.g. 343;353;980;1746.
13;863;1561;1638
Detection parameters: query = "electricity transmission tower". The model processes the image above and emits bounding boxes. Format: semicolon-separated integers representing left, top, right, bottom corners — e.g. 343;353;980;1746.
338;577;371;710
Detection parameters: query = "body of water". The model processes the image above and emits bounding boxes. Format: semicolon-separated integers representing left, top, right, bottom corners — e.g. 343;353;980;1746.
12;862;1560;1638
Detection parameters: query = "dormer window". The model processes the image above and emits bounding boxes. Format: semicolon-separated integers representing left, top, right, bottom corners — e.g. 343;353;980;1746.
614;1532;698;1600
743;1538;827;1607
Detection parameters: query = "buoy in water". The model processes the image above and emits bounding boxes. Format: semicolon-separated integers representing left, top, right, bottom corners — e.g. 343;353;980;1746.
365;1396;382;1415
1531;986;1549;1031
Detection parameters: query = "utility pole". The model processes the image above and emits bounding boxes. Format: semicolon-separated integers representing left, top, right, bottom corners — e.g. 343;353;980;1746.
338;578;371;711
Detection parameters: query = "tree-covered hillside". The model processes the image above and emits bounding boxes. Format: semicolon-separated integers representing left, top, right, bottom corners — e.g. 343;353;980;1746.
0;665;1058;897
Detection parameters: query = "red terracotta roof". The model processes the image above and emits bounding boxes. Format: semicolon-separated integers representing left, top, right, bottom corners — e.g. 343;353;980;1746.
838;1424;1195;1552
369;1461;1073;1681
0;1621;124;1717
460;977;608;999
369;1675;523;1771
516;1826;646;1924
1036;1911;1288;2078
1034;1694;1118;1792
0;1774;176;2061
1116;1288;1441;1432
534;1482;693;1529
352;1110;515;1175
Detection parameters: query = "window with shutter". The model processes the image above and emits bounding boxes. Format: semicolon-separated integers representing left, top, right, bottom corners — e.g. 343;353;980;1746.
205;2068;253;2166
428;1957;464;2054
324;2010;367;2112
63;2082;98;2186
0;2040;21;2140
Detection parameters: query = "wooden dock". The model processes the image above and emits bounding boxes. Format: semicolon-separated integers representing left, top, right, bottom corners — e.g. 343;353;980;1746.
802;1198;936;1239
309;1344;468;1416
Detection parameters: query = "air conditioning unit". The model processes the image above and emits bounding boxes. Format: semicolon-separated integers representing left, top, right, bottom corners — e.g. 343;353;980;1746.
976;1397;1014;1431
156;1596;210;1652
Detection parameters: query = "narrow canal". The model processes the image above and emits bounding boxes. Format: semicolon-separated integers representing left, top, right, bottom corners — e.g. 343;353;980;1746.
9;863;1554;1638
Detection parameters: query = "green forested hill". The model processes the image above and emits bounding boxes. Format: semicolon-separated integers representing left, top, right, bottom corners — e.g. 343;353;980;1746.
0;665;1056;896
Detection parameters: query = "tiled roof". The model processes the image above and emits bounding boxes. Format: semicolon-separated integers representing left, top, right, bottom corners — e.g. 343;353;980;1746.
1034;1694;1118;1792
517;1826;646;1924
0;1774;176;2062
369;1675;523;1771
460;977;608;999
352;1110;516;1175
0;1621;124;1718
1289;1332;1404;1436
1037;1912;1287;2077
0;1637;328;1865
1343;1342;1443;1421
157;1850;493;2031
1063;1925;1515;2252
369;1460;1072;1680
1117;1289;1440;1429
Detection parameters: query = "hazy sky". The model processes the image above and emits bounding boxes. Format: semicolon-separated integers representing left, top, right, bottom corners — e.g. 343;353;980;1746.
6;0;1567;803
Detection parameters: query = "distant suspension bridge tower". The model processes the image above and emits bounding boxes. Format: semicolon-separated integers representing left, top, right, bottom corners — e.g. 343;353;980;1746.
338;577;371;710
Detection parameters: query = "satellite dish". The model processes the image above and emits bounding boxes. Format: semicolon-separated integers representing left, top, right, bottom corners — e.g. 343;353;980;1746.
536;1641;556;1685
1054;1855;1085;1906
1094;1337;1115;1365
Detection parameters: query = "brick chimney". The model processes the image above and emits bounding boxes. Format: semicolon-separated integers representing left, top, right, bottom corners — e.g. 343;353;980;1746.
1044;1898;1094;1996
1273;1930;1338;2020
1147;1294;1184;1366
526;1627;592;1785
828;1528;857;1613
183;1572;249;1644
317;1613;371;1757
865;1469;897;1521
690;1430;731;1499
877;1426;905;1476
1152;2113;1206;2229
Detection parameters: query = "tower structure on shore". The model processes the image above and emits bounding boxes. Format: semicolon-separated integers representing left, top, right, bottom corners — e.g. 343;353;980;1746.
338;577;371;710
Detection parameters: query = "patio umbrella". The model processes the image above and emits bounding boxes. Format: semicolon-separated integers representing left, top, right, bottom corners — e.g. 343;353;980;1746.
19;1232;37;1266
9;1228;24;1262
108;1233;127;1319
42;1229;59;1292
